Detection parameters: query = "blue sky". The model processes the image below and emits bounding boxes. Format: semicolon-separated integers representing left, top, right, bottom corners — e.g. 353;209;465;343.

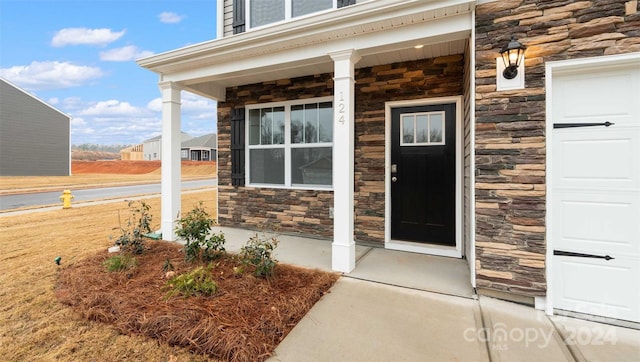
0;0;219;145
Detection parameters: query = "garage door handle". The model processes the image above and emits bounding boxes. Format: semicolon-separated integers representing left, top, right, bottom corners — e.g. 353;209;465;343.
553;121;614;129
554;250;615;261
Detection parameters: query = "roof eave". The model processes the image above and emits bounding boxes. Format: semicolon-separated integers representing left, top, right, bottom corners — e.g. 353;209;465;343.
137;0;475;75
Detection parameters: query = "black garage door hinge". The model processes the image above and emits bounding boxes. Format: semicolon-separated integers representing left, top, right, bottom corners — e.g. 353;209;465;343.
553;121;615;129
554;250;615;261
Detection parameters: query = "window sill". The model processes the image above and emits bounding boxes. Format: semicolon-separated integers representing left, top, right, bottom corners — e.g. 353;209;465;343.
246;183;334;192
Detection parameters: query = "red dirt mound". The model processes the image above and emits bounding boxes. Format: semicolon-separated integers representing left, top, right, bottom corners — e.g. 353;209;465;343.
72;160;161;174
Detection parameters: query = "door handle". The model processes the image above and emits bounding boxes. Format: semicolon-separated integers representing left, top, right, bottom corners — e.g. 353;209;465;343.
554;250;615;261
553;121;614;129
391;176;397;182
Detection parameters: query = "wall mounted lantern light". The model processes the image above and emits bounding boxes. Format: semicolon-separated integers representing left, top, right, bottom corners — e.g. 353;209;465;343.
500;36;526;80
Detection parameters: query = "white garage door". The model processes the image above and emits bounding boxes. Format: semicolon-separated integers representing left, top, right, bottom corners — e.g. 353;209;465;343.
551;58;640;324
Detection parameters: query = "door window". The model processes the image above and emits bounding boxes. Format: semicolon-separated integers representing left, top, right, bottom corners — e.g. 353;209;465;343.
400;112;445;146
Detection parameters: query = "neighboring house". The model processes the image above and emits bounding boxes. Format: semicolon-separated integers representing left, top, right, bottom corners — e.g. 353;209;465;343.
138;0;640;325
120;144;144;160
181;133;217;161
142;132;193;160
142;135;162;161
0;78;71;176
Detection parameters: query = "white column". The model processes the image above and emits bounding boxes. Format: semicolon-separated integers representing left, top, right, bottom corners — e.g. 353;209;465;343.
330;49;361;273
159;81;182;241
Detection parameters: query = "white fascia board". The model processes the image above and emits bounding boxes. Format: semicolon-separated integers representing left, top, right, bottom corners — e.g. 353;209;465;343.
161;13;472;84
138;0;474;74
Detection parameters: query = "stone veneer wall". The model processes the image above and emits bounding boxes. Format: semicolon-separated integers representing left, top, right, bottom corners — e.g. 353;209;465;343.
217;56;465;240
217;74;335;237
353;56;464;243
474;0;640;296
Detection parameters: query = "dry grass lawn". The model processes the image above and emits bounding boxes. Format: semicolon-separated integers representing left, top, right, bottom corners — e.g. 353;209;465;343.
1;162;338;360
1;175;337;361
0;191;222;361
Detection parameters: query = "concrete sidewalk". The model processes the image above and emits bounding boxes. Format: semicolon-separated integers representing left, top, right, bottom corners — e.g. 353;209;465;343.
269;278;640;361
218;227;640;361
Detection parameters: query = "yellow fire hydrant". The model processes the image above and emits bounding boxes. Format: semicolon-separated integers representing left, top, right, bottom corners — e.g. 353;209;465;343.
59;189;74;209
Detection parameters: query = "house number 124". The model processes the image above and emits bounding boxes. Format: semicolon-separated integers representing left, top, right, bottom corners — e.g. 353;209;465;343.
337;92;345;124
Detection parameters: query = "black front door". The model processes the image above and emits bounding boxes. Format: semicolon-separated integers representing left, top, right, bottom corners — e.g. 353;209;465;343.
391;104;456;246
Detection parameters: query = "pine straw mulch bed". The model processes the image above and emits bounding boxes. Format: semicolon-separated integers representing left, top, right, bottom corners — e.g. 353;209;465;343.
55;241;339;361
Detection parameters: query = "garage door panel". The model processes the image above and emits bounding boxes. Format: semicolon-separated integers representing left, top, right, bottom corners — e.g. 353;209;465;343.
554;256;640;322
554;65;640;127
553;129;639;189
551;57;640;324
553;192;640;255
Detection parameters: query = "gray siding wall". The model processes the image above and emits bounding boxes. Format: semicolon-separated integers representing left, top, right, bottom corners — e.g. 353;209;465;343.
222;0;365;37
463;40;472;267
223;0;234;37
0;80;70;176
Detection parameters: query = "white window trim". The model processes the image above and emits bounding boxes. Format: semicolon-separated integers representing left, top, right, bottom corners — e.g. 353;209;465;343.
245;96;334;191
399;111;446;147
245;0;338;31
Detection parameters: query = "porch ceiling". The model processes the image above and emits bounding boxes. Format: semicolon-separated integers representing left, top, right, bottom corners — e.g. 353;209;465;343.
137;0;474;101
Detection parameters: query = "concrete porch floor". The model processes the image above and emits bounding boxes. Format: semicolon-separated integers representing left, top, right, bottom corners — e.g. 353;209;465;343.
217;226;474;298
218;227;640;361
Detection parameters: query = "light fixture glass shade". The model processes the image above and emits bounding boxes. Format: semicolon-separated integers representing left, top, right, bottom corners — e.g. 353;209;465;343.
500;36;526;79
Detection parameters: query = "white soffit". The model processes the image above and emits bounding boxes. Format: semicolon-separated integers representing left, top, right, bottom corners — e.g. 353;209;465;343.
138;0;474;92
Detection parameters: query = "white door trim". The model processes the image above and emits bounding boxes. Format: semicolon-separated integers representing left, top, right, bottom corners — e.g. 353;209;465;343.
545;51;640;316
469;9;477;287
384;96;463;258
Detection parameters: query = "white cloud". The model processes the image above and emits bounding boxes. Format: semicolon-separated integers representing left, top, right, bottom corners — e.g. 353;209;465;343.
147;93;216;114
159;12;185;24
79;99;151;117
147;97;162;112
72;126;95;135
0;61;103;91
61;95;215;145
62;98;161;144
61;97;84;110
70;117;86;126
99;45;154;61
51;27;126;47
48;97;59;105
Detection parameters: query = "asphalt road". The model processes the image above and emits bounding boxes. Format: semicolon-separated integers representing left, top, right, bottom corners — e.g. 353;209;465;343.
0;178;217;211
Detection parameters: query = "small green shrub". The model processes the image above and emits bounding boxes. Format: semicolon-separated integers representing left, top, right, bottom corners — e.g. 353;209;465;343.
165;265;218;298
202;232;226;262
239;232;279;277
162;258;174;272
175;202;226;262
110;200;153;254
103;254;137;272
